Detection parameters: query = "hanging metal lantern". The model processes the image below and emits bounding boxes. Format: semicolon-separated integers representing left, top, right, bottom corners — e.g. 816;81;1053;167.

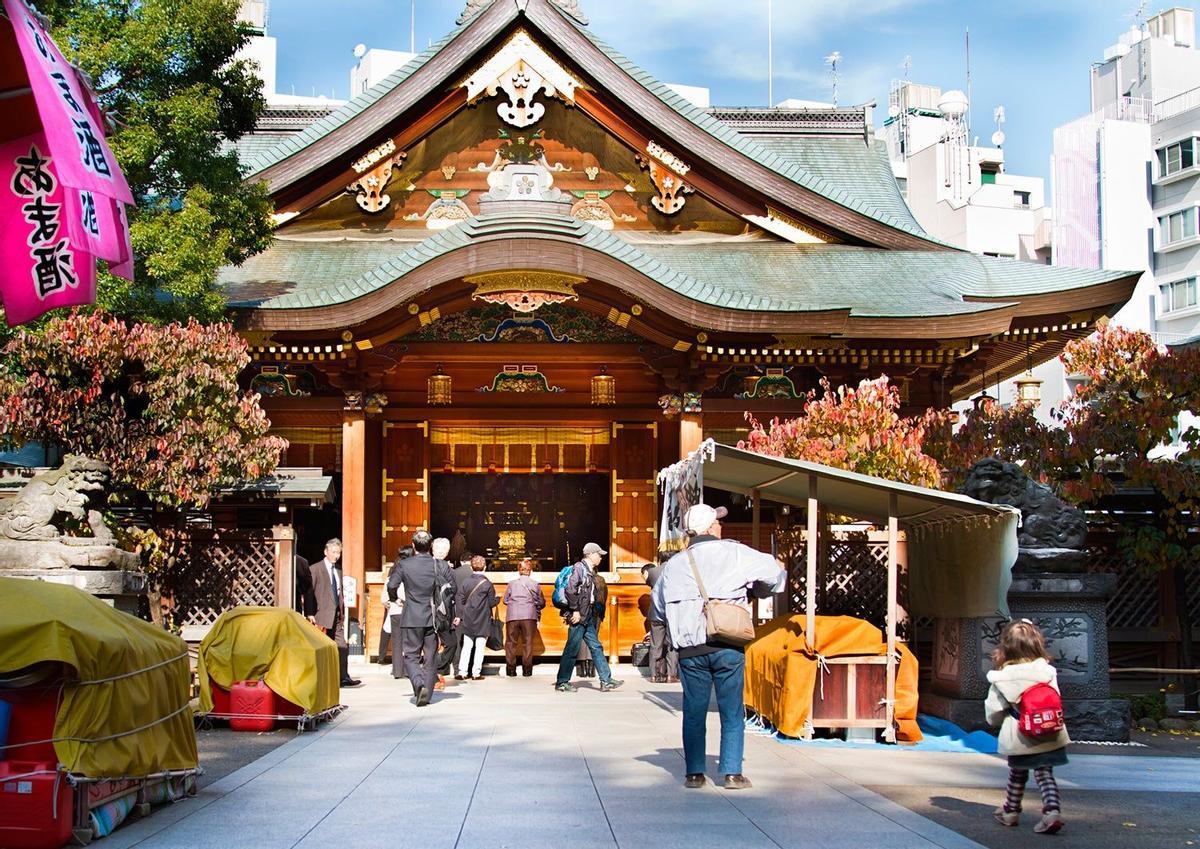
427;365;452;406
1014;370;1044;406
590;367;616;406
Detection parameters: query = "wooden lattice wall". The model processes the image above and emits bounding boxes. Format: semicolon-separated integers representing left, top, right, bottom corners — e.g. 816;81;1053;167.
162;529;291;628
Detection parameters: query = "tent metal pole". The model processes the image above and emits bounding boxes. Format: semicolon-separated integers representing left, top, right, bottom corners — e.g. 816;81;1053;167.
806;474;818;645
885;492;899;744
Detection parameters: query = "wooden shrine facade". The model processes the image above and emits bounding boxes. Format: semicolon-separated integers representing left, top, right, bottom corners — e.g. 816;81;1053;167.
224;0;1141;621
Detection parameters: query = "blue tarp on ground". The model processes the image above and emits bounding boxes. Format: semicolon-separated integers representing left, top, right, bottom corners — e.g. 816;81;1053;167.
756;713;999;754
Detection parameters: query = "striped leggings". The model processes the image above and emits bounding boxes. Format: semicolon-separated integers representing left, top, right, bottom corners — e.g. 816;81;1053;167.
1003;766;1060;814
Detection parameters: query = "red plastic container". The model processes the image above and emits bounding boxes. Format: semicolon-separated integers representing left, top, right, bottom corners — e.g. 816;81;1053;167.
230;680;277;732
0;760;73;849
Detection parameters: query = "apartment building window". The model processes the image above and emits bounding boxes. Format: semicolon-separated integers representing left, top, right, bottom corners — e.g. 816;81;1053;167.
1156;137;1196;178
980;166;998;185
1158;207;1197;246
1014;190;1031;207
1160;277;1198;313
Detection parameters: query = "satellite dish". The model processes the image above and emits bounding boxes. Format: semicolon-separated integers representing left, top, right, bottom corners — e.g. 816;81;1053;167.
353;43;367;59
991;130;1006;147
887;104;901;118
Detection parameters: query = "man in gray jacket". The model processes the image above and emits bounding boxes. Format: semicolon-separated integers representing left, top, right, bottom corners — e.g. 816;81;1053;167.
503;557;545;676
652;504;785;790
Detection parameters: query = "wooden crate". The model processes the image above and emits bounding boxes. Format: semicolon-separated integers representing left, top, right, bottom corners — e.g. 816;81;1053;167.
810;655;888;732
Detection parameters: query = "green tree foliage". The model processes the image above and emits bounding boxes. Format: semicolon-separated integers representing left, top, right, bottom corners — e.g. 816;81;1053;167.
42;0;273;322
741;376;943;488
0;311;287;508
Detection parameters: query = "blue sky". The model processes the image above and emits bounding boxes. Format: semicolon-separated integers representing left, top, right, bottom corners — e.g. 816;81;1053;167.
267;0;1151;184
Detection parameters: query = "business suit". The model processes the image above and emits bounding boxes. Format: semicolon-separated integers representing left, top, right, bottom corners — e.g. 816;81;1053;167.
643;564;677;681
294;554;315;616
443;562;473;672
387;551;447;697
310;557;350;683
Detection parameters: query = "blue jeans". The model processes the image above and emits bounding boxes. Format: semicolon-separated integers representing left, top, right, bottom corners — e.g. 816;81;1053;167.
678;648;746;776
556;620;612;685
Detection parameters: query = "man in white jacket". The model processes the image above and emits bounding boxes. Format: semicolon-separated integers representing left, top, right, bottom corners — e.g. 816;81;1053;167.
652;503;785;790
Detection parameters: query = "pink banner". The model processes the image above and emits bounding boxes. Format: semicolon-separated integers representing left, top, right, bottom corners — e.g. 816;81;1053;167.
0;133;97;326
108;197;134;282
3;0;133;204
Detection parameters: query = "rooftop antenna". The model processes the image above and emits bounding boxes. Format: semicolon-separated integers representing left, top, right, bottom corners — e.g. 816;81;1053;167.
965;27;972;138
992;105;1006;147
902;54;912;81
825;51;842;107
767;0;774;107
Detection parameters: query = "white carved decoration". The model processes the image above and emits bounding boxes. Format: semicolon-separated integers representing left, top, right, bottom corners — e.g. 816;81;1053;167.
461;30;583;128
346;149;407;214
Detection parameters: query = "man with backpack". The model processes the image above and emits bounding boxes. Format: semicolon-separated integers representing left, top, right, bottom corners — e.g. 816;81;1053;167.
554;542;623;693
387;530;454;707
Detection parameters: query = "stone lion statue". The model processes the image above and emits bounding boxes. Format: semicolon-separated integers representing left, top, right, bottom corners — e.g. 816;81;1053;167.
958;457;1087;551
0;455;116;542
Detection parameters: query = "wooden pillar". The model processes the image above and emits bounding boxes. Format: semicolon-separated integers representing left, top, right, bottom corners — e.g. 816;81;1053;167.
679;412;703;459
342;409;367;611
272;523;294;608
885;492;899;744
805;473;818;645
364;419;383;573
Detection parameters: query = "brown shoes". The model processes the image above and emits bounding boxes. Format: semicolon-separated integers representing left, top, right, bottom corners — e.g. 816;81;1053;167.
723;774;753;790
684;774;706;788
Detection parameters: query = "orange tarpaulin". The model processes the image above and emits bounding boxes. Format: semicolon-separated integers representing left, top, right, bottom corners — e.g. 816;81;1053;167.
744;614;922;742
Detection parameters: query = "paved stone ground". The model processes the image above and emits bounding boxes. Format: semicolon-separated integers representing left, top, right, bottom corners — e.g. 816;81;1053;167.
110;663;1200;849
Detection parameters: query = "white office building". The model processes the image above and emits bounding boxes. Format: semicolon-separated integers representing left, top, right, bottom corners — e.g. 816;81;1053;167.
1044;7;1200;441
882;81;1053;264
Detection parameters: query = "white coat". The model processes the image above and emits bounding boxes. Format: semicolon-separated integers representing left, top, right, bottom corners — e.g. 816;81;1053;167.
984;658;1071;756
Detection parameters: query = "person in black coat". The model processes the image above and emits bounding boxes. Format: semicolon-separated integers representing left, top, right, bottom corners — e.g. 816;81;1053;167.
386;530;450;707
446;553;474;676
454;555;498;680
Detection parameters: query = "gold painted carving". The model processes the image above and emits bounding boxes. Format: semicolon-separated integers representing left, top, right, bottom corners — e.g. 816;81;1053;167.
346;144;407;214
466;269;585;313
461;30;583;128
639;142;693;215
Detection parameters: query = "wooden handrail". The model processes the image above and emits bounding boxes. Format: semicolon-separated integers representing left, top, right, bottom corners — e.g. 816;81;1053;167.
1109;667;1200;675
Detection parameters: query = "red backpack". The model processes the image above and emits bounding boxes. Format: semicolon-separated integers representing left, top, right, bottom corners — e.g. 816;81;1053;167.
1017;682;1065;737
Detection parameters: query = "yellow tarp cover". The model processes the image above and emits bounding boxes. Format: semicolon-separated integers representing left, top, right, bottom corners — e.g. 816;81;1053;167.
197;606;339;715
0;577;198;777
745;614;922;742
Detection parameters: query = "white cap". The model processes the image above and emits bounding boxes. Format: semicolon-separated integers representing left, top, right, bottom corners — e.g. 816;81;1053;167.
582;542;607;556
685;504;728;536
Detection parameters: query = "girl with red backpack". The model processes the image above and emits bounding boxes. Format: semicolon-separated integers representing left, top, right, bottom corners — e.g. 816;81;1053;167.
985;619;1071;835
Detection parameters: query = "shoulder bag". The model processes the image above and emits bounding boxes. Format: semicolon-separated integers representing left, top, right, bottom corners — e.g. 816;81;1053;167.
686;549;756;647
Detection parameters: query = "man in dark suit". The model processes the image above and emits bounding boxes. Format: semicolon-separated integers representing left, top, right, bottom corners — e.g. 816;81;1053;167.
641;559;678;683
309;538;361;688
294;553;315;617
387;530;449;706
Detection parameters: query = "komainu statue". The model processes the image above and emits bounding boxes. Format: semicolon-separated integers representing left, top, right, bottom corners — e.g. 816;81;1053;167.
0;455;117;542
958;457;1087;572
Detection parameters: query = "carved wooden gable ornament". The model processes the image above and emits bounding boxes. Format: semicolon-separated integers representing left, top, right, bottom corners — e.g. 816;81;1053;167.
461;29;584;128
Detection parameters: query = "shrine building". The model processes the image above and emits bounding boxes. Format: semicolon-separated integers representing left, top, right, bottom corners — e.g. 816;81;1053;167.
222;0;1138;652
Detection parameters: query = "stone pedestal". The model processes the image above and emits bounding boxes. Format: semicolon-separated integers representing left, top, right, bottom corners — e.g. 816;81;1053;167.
923;572;1130;742
3;565;146;613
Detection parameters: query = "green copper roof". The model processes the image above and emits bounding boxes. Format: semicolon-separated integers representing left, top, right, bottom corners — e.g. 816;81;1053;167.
236;3;935;243
221;212;1131;318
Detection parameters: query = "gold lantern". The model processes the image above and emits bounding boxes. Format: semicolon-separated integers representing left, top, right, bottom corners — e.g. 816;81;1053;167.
1014;370;1044;406
427;365;452;406
590;367;616;406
